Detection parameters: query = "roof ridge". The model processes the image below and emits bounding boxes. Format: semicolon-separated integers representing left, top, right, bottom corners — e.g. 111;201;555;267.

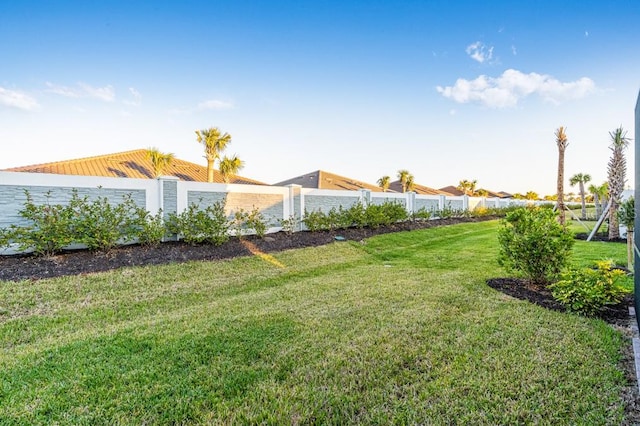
5;149;148;170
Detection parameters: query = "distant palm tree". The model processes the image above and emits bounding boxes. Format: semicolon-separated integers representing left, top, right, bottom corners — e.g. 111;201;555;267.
195;127;232;183
589;182;608;219
525;191;539;201
607;127;631;240
397;170;411;193
377;176;391;192
146;147;175;178
476;188;489;197
219;154;245;183
405;174;416;192
457;179;477;196
569;173;592;219
555;127;569;225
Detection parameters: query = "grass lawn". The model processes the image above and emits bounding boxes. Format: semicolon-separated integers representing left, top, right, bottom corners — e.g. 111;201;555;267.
0;220;633;424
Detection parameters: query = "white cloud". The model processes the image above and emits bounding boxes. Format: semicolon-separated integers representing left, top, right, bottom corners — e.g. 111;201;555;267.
436;69;596;108
197;99;234;110
466;41;493;63
123;87;142;106
46;82;115;102
0;87;40;111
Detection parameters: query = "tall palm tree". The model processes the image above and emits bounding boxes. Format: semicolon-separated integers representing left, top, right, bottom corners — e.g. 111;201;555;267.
397;170;411;193
377;176;391;192
569;173;592;219
555;126;569;225
607;127;631;240
146;147;175;178
589;182;609;219
195;127;232;183
219;154;245;183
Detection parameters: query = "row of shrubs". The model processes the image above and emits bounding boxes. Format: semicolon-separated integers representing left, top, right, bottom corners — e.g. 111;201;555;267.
497;206;631;316
0;190;271;256
0;190;517;257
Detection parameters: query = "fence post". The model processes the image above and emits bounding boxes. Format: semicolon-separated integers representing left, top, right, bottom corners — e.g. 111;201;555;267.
287;184;303;232
158;176;179;241
463;195;469;212
360;189;372;207
406;191;416;216
439;195;446;211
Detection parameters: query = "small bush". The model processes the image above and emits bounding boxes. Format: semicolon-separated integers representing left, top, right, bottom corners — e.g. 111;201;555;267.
497;207;574;285
168;201;230;245
549;260;631;316
303;209;329;232
279;216;298;235
137;210;167;247
72;193;142;251
412;207;433;221
14;190;76;256
233;207;268;238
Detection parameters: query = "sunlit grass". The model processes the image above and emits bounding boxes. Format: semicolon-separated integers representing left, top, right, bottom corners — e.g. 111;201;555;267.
0;221;631;424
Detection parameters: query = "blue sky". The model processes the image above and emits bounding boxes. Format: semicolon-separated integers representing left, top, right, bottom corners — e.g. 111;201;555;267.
1;0;639;195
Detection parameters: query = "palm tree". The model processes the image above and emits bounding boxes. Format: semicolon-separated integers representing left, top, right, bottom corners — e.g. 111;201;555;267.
146;147;175;178
377;176;391;192
589;182;608;219
457;179;477;196
555;126;569;225
405;174;415;192
219;154;245;183
195;127;232;183
525;191;539;201
569;173;592;219
476;188;489;197
607;127;631;240
397;170;411;193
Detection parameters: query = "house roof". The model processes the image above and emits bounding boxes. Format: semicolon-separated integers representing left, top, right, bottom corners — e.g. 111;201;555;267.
388;180;452;195
274;170;387;192
2;149;265;185
438;186;466;196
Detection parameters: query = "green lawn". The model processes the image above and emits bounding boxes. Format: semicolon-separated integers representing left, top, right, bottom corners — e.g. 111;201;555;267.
0;220;633;424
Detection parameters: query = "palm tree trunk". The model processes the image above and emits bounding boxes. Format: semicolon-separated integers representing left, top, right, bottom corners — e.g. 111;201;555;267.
593;193;600;219
557;149;565;225
207;159;214;183
609;200;620;240
579;181;586;219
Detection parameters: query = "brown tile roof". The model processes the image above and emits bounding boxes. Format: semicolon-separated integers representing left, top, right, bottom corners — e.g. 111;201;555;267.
274;170;388;192
438;186;466;196
389;181;452;195
2;149;265;185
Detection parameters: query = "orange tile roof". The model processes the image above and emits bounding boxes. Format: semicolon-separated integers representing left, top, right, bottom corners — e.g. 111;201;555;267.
2;149;265;185
274;170;389;192
389;180;452;195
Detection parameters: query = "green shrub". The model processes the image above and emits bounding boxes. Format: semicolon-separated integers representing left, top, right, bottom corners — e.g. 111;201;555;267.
71;193;142;251
168;201;230;245
378;201;408;224
233;207;268;238
549;260;631;316
497;207;574;285
279;215;298;235
302;209;329;232
137;210;167;247
346;202;367;228
13;190;76;256
412;207;433;221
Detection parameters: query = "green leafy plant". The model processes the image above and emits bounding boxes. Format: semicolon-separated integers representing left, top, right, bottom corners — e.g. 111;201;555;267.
278;215;298;235
497;207;574;285
13;190;77;256
549;260;631;316
137;210;167;247
167;201;230;245
412;207;433;221
71;193;143;251
232;207;268;238
302;209;329;232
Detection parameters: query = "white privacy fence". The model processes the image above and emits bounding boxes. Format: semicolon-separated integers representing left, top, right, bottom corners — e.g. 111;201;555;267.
0;171;532;239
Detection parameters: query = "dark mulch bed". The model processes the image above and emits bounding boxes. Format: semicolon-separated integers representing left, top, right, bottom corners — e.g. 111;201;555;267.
0;216;493;282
